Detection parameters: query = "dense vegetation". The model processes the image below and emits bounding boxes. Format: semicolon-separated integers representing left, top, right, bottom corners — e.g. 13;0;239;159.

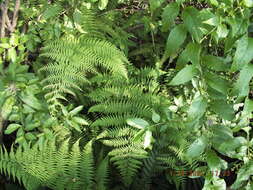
0;0;253;189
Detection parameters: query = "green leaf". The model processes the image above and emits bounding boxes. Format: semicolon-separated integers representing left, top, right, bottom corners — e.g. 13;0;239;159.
152;111;160;123
126;118;150;129
231;161;253;189
0;43;11;49
203;55;229;71
25;133;37;141
232;36;253;71
210;100;235;121
21;95;42;110
216;24;229;39
202;11;219;26
43;5;62;20
73;117;89;125
219;137;247;155
213;179;226;190
211;125;233;146
169;65;198;85
187;136;207;158
206;150;224;170
149;0;165;13
98;0;108;10
182;7;204;43
188;95;207;120
1;97;15;120
205;72;229;95
208;0;219;6
176;43;201;69
144;130;152;149
67;120;81;132
233;64;253;99
161;3;180;31
163;24;187;60
69;106;83;116
5;124;21;135
8;47;17;63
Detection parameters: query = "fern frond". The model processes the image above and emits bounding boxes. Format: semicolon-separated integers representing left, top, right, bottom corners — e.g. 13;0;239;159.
0;139;105;190
40;36;129;113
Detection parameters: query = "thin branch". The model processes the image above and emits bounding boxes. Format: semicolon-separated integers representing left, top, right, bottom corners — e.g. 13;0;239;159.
5;14;12;29
0;0;9;38
10;0;20;32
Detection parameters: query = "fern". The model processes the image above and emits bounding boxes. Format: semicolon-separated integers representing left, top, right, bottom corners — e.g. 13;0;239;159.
40;36;128;113
0;139;108;190
87;67;170;186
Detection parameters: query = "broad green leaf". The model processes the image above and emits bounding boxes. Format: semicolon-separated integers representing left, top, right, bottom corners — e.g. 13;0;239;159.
203;55;229;71
69;106;83;116
232;36;253;71
219;137;247;155
213;179;226;190
211;125;233;143
21;95;42;110
1;97;15;120
243;98;253;115
127;118;150;129
231;161;253;189
152;111;160;123
67;120;81;132
188;95;207;120
43;5;62;20
149;0;165;13
163;24;187;60
5;124;21;135
25;123;40;131
182;7;204;43
0;43;11;49
25;133;37;141
205;72;229;95
210;100;235;121
73;117;89;125
176;43;201;69
98;0;108;10
187;136;207;158
169;65;198;85
144;130;152;149
206;150;225;170
233;64;253;99
8;47;17;63
200;9;219;26
216;24;229;39
161;3;180;31
208;0;218;6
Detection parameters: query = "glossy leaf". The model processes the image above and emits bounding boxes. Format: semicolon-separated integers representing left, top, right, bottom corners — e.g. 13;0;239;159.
164;24;187;59
169;65;198;85
182;7;204;43
5;124;22;135
188;95;207;120
127;118;150;129
161;3;180;31
187;136;207;158
210;100;235;121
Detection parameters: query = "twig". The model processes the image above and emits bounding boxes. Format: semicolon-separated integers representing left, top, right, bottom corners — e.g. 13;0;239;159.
10;0;20;32
0;0;10;38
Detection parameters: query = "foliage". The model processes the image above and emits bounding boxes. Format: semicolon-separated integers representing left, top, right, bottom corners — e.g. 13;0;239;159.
0;0;253;190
